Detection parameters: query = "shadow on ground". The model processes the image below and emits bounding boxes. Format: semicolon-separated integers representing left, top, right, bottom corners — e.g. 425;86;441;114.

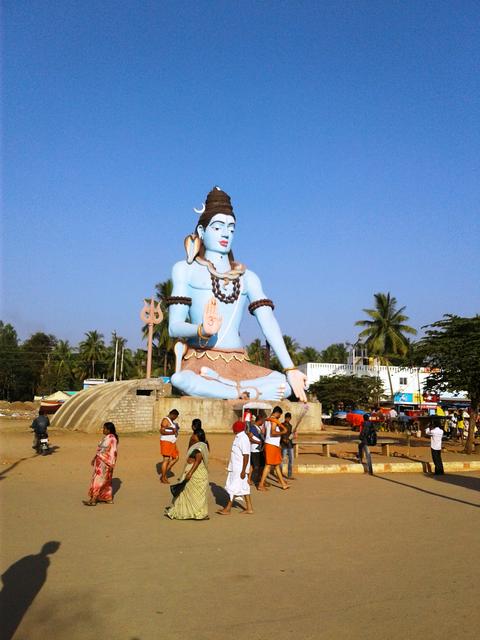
0;457;32;481
0;541;61;640
432;473;480;492
209;482;229;507
112;477;122;496
375;475;479;508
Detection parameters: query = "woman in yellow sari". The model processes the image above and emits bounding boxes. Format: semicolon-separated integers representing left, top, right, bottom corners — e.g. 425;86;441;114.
165;428;209;520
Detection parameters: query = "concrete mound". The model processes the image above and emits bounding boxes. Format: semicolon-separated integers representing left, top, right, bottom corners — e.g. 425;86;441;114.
51;378;171;433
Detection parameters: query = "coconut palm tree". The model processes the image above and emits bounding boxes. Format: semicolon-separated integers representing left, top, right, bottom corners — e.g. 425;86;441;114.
297;346;322;364
79;330;106;378
320;343;348;364
52;340;75;388
355;292;417;398
282;335;301;365
105;332;129;380
247;339;265;366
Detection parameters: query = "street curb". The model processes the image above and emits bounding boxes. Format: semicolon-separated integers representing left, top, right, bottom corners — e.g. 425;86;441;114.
292;460;480;475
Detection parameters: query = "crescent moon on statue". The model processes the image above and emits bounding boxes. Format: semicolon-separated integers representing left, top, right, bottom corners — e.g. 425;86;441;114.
193;203;206;214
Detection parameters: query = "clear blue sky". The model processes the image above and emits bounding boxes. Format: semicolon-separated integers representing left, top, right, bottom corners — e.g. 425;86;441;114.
2;0;479;352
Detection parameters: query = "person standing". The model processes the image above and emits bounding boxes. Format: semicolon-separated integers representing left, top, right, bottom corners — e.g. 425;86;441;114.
217;421;254;515
83;422;119;506
258;406;289;491
425;417;445;475
456;410;464;441
280;412;296;480
160;409;180;484
247;414;265;485
165;428;210;520
358;413;376;475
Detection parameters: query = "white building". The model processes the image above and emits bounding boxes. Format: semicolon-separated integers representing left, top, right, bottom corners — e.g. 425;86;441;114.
298;362;468;407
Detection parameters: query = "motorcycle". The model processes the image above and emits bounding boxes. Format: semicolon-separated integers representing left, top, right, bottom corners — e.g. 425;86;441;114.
34;432;50;456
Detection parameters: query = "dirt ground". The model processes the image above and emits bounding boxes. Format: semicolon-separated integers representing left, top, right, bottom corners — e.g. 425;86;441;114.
1;418;479;640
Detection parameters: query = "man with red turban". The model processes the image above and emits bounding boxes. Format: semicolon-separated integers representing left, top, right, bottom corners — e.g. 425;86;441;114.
217;421;254;515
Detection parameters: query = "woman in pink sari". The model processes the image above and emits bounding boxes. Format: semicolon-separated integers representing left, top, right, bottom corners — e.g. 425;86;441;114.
83;422;119;506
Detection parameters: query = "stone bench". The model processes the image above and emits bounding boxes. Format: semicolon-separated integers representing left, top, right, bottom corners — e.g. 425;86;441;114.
375;439;400;457
294;440;339;458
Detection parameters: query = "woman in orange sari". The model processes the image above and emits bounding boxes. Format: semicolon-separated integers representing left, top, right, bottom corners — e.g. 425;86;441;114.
83;422;119;506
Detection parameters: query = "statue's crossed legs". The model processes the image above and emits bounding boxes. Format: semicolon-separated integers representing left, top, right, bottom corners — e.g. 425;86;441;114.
171;368;291;400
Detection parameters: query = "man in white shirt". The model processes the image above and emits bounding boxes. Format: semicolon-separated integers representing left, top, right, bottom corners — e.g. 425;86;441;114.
425;417;445;476
217;421;254;515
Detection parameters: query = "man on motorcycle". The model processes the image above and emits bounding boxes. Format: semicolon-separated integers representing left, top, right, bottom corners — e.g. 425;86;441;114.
31;410;50;451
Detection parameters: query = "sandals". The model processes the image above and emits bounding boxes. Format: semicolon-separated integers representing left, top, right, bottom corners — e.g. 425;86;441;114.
82;500;97;507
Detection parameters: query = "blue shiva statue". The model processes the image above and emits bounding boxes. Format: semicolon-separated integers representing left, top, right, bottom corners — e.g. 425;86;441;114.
167;186;307;402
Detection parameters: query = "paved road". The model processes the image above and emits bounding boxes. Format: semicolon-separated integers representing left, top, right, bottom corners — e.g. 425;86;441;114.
1;425;479;639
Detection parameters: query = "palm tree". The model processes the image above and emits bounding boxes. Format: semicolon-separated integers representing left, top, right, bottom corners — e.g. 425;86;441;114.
320;343;348;364
297;346;322;364
52;340;75;388
247;339;265;366
282;335;301;365
79;330;106;378
355;292;417;398
105;332;128;380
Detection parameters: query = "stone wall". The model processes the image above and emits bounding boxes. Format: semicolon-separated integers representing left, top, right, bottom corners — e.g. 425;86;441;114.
152;397;323;434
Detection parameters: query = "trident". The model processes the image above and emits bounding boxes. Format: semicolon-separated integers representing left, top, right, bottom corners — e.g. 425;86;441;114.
140;298;163;379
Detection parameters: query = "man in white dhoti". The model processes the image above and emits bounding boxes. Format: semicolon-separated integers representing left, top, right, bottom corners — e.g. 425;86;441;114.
217;421;254;515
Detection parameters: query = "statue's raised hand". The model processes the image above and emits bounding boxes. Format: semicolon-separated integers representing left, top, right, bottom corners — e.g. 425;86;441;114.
286;369;308;403
202;297;222;336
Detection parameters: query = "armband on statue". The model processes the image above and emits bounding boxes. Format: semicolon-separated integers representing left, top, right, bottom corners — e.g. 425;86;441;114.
248;298;275;315
164;296;193;307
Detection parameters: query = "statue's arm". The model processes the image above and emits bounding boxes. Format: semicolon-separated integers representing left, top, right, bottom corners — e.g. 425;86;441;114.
244;270;294;368
168;262;198;339
245;270;307;402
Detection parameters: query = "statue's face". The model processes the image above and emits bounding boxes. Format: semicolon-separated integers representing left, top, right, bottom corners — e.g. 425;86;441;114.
198;214;235;254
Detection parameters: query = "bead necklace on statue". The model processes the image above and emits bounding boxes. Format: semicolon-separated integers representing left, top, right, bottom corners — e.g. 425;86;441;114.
195;256;245;304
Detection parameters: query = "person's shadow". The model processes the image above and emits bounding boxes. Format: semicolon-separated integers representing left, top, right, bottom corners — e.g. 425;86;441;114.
209;482;230;508
112;478;122;497
0;540;61;640
155;463;175;479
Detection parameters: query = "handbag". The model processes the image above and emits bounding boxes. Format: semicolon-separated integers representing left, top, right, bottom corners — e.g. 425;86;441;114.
170;479;187;498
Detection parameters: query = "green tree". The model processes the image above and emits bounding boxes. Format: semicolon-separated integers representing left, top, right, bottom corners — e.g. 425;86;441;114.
308;375;384;412
79;330;106;378
417;315;480;454
105;332;127;380
0;322;21;400
21;332;57;397
355;292;417;398
282;335;301;365
247;339;266;366
133;348;147;378
320;343;348;363
51;340;76;389
297;346;322;364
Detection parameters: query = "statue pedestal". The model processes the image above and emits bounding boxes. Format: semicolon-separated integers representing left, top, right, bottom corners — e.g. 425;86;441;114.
153;396;323;434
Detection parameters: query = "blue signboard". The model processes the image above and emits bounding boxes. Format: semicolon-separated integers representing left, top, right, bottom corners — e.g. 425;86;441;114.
394;392;413;403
